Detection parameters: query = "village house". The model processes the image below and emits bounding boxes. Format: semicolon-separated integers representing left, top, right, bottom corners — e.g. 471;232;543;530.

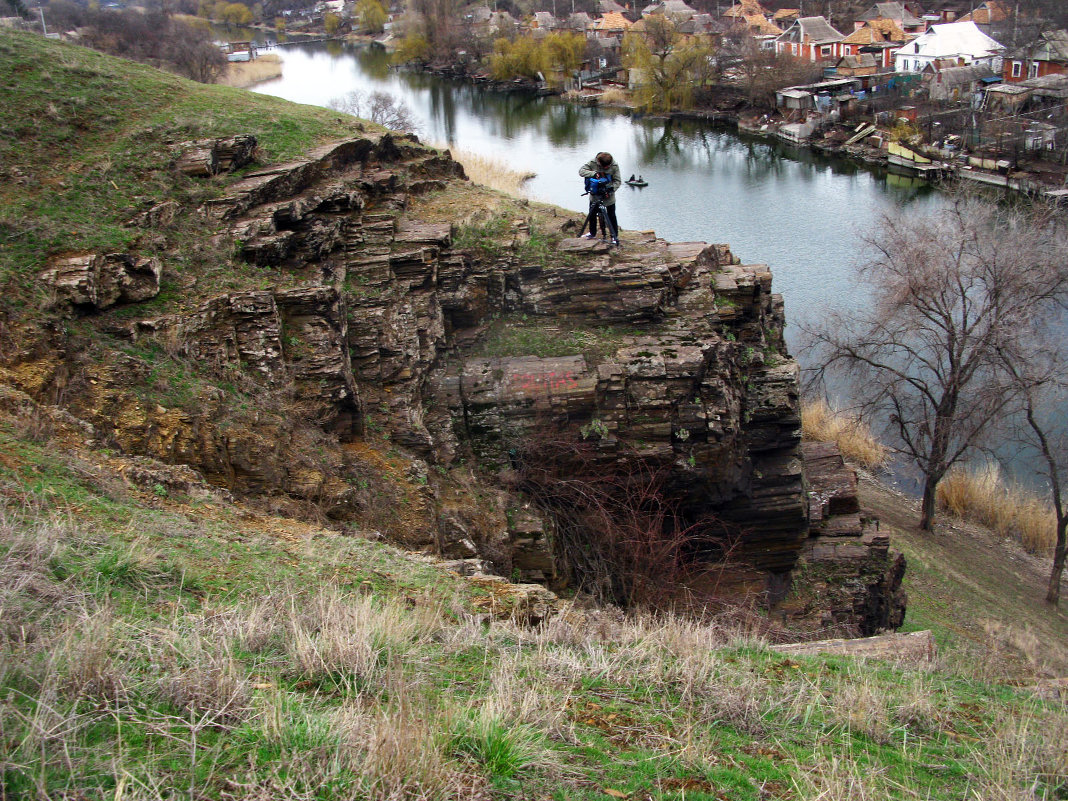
737;12;782;44
925;62;996;102
985;73;1068;113
1003;30;1068;83
641;0;698;21
722;0;767;23
839;18;908;69
854;2;925;36
531;11;559;30
835;52;879;77
775;16;845;63
893;21;1004;74
594;11;632;40
957;0;1010;35
677;13;719;38
565;11;594;34
771;8;799;28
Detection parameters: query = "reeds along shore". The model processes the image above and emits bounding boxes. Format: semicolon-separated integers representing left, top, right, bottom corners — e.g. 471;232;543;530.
221;53;283;88
802;399;1058;555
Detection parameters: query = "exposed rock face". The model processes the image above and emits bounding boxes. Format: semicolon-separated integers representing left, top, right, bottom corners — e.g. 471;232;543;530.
40;253;162;311
15;132;903;630
175;134;258;177
778;442;907;637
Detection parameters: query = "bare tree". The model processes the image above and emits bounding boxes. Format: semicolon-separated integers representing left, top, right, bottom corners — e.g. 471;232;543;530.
805;193;1068;531
1001;346;1068;606
328;90;421;134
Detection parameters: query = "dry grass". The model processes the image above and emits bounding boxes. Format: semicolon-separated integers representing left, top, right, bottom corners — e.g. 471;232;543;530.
937;464;1057;555
220;54;283;89
597;87;629;105
801;399;889;471
442;146;536;197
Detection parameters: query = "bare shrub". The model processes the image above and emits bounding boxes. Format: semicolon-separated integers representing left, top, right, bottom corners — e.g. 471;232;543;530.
801;398;889;471
329;90;421;133
514;425;736;608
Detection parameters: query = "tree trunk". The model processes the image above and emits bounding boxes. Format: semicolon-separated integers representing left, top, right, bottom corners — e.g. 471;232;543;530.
1047;521;1067;606
920;473;938;531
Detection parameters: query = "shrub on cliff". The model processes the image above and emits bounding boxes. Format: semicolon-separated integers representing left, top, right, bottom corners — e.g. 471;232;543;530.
513;423;738;609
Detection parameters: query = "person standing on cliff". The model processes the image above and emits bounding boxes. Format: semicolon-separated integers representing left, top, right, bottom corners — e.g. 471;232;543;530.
579;151;621;246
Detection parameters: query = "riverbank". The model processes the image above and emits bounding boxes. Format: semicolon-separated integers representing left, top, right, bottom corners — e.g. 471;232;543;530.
220;52;282;88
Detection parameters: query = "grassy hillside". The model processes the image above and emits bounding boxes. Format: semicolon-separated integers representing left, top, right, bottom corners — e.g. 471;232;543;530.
0;400;1065;800
0;29;1065;801
0;29;369;306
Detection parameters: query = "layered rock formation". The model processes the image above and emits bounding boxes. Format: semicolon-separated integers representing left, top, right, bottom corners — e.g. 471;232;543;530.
17;131;903;633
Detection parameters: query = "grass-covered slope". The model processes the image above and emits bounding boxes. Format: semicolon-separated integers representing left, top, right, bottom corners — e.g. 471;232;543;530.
0;400;1066;801
0;28;368;305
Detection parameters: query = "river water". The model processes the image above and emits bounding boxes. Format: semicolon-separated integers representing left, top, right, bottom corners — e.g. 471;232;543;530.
248;40;1056;492
250;41;949;352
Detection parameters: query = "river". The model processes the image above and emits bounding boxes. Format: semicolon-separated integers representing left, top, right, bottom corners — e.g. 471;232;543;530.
247;39;1061;492
249;41;949;351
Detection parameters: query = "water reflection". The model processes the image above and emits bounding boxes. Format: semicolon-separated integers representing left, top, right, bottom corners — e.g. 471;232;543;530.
250;40;948;349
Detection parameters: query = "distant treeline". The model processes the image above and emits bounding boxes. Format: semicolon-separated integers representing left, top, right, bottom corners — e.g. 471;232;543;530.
37;2;228;83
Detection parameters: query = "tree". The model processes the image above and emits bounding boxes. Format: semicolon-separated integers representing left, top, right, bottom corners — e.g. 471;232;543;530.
623;16;714;112
721;34;822;108
324;10;340;33
2;0;28;16
805;193;1068;531
328;89;420;133
164;18;227;82
355;0;387;33
1000;346;1068;606
219;1;253;24
399;0;462;61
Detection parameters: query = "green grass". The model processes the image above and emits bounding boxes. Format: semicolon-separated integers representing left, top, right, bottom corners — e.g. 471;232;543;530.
1;421;1063;799
474;315;642;364
0;28;368;304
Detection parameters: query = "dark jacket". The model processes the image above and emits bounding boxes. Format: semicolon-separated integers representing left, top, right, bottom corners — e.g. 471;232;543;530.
578;157;622;206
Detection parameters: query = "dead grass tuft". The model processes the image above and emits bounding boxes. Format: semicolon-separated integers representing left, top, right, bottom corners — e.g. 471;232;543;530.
285;589;442;688
598;87;629;105
156;629;253;724
937;464;1057;555
801;399;889;471
443;146;535;197
59;608;128;704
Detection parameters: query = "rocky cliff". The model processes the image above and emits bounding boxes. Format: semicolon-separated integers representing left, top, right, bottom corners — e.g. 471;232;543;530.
13;131;904;634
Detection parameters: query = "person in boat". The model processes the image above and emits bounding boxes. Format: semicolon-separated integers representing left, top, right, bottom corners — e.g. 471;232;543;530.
578;151;621;246
628;174;636;182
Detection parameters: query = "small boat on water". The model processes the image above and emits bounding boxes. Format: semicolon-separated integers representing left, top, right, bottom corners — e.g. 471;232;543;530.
626;177;648;187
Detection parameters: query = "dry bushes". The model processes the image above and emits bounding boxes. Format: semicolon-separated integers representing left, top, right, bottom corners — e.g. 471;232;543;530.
937;464;1056;555
801;399;889;471
514;426;736;608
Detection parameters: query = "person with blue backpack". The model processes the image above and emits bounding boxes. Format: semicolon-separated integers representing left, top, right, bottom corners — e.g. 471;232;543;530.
578;151;621;246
